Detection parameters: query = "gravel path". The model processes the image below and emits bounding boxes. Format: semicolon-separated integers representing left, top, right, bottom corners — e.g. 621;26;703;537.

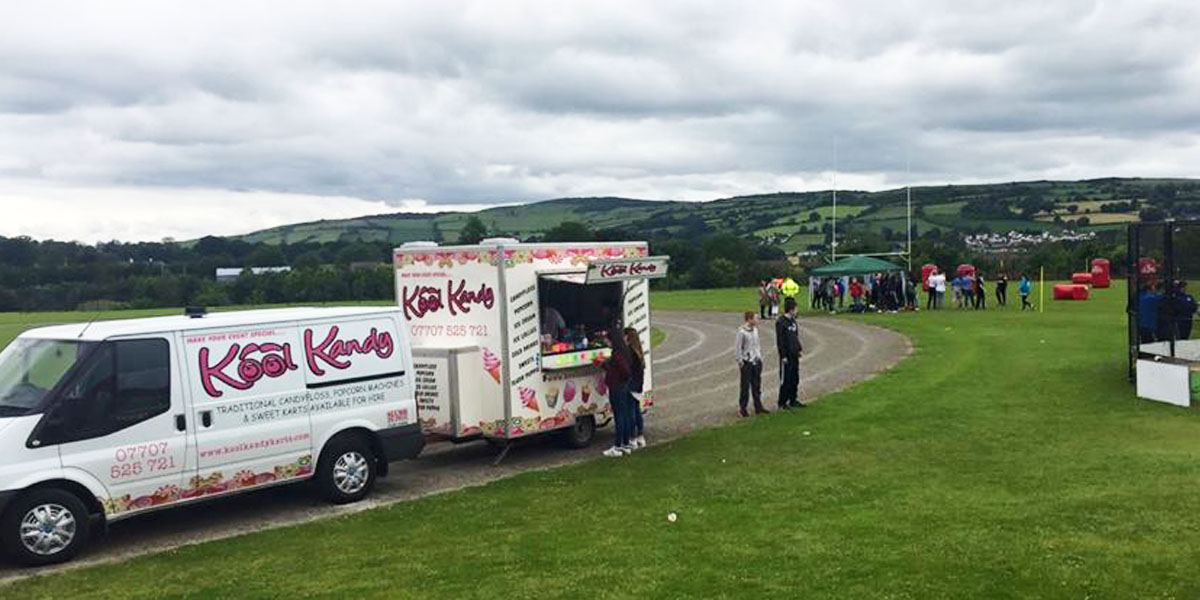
0;312;909;583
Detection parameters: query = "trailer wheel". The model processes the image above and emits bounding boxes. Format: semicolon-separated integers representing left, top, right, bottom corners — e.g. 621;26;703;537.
317;434;377;504
559;416;596;449
2;488;91;566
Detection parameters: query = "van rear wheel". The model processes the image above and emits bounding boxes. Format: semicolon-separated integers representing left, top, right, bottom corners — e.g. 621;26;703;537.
2;488;91;567
317;435;377;504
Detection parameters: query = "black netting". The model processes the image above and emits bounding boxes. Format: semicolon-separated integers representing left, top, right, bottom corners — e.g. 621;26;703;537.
1129;221;1200;381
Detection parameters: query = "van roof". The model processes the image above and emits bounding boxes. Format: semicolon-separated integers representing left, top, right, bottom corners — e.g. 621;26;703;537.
19;306;401;342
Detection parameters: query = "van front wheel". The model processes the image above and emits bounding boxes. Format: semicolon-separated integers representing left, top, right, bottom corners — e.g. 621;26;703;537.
2;488;91;567
317;435;377;504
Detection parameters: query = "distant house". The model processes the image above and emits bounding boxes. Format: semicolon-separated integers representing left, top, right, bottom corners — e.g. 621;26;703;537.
215;266;292;282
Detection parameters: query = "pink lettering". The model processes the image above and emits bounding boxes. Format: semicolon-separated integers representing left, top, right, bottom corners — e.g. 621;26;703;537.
401;279;494;320
304;326;396;376
199;343;297;398
402;285;443;320
447;280;495;316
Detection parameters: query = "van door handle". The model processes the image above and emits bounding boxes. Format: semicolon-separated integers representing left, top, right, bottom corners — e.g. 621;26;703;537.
175;414;186;431
200;410;212;428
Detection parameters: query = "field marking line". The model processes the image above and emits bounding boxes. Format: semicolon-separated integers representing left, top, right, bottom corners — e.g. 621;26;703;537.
654;317;830;393
653;321;707;364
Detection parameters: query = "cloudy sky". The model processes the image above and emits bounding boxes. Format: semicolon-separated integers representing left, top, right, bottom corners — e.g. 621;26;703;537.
1;0;1198;242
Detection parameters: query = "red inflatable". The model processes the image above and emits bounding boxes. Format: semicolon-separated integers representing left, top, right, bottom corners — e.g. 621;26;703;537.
1053;284;1090;300
1138;257;1160;289
921;264;939;291
1071;272;1093;285
1090;258;1111;288
956;264;975;277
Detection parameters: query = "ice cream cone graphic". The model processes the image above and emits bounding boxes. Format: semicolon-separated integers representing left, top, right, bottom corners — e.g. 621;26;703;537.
519;387;540;412
482;348;502;384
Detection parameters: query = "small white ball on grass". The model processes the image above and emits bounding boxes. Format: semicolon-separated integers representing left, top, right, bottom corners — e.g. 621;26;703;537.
667;512;678;523
803;431;811;436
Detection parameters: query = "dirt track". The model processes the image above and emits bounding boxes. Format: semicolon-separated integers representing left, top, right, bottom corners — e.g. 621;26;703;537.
0;311;909;583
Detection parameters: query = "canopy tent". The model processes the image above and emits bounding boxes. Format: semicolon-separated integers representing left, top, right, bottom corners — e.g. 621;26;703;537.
809;255;905;277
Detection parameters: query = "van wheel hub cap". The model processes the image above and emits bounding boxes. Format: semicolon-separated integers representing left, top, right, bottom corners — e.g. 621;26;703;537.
333;451;369;494
19;504;76;556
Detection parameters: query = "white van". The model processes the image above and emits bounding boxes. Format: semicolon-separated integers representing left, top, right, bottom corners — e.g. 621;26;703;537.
0;307;422;566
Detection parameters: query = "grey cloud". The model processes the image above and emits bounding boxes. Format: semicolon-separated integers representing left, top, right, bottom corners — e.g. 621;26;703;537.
0;0;1199;219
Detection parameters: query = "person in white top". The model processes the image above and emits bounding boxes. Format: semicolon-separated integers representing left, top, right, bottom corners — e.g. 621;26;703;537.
734;311;769;417
929;272;947;309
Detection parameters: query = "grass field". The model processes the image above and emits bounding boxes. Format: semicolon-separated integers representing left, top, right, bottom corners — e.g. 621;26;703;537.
9;282;1200;598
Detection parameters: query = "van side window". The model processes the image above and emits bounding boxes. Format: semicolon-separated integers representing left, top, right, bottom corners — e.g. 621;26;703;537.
40;338;171;445
114;339;171;429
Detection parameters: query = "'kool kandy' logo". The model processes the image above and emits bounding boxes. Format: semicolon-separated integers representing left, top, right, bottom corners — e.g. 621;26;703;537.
599;261;658;278
402;279;495;320
199;327;395;397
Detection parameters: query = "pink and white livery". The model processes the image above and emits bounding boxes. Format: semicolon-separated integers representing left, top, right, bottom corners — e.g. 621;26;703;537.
397;238;668;446
0;307;422;566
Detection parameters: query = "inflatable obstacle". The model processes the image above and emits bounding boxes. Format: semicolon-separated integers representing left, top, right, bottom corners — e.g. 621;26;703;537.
1053;284;1090;300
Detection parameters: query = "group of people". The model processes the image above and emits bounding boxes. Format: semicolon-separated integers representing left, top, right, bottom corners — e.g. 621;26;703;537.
735;297;804;417
809;274;917;313
595;325;649;458
924;268;1035;311
1136;280;1197;344
758;278;801;319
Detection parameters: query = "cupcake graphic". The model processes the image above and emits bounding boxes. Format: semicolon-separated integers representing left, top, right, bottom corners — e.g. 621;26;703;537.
482;348;502;384
563;381;576;405
519;386;540;412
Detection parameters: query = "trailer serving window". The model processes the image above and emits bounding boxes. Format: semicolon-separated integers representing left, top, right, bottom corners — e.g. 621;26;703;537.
538;273;622;370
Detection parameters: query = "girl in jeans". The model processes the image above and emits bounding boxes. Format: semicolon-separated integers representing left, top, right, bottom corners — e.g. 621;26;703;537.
597;329;634;457
624;327;647;449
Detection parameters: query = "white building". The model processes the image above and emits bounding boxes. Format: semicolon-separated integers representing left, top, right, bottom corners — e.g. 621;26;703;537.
215;266;291;282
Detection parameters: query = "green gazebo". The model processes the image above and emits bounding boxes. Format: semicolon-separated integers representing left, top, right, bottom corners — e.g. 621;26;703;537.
809;255;905;278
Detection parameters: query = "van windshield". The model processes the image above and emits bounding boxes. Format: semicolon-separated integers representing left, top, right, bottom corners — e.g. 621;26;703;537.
0;339;95;416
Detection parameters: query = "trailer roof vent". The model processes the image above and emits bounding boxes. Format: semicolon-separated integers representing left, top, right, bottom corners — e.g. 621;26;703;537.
184;306;207;319
480;237;520;246
399;241;439;249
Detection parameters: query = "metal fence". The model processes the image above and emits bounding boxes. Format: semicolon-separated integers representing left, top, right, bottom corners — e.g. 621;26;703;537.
1127;221;1200;381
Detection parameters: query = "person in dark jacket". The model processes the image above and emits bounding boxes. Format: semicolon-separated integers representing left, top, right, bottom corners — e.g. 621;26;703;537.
775;297;804;409
995;274;1008;307
597;325;634;457
1173;281;1197;340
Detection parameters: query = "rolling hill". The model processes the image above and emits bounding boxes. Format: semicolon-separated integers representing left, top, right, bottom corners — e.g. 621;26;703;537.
234;178;1200;252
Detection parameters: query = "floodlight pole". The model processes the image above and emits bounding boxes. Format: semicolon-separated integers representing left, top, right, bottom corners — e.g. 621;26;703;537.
831;138;838;262
905;155;912;272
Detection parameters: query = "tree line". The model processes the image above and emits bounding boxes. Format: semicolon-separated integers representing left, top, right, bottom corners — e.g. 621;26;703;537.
0;213;1132;313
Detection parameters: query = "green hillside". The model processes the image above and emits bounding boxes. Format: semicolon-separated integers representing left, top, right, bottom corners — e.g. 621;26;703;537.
236;178;1200;251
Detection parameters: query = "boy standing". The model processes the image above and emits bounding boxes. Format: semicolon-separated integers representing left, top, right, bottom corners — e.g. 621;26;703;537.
735;312;769;417
775;297;804;409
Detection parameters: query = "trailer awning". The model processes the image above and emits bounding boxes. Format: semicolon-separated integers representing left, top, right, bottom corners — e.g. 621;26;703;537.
539;272;587;285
